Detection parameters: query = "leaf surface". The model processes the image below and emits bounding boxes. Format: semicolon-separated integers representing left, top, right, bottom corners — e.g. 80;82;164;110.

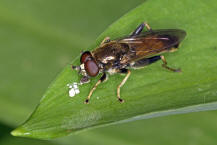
12;0;217;139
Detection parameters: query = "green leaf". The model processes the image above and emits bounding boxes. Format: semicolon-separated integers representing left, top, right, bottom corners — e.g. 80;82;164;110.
0;0;141;126
12;0;217;139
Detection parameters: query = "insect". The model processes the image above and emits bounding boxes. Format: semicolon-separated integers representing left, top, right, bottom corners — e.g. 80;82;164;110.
72;22;186;104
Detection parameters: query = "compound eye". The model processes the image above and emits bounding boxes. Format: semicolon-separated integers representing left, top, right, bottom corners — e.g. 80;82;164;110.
80;51;92;63
84;60;99;77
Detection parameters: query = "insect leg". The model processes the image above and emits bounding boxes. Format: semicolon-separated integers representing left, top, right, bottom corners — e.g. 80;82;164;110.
100;37;111;45
130;22;152;36
160;55;181;72
72;65;81;72
144;22;152;31
117;69;131;103
85;73;107;104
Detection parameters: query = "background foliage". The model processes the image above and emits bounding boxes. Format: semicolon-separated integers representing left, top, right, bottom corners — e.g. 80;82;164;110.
0;0;217;144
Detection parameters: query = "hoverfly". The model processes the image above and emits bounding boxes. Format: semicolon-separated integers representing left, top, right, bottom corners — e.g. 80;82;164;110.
72;22;186;104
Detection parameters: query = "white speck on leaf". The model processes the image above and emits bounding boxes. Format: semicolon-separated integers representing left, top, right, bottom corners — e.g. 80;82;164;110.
67;82;80;97
75;89;80;94
69;88;76;97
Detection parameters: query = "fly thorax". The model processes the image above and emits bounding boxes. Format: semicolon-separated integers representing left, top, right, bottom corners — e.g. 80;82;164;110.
101;56;115;63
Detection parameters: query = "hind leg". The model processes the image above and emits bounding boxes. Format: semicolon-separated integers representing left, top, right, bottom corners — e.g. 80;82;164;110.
160;55;181;72
130;22;152;36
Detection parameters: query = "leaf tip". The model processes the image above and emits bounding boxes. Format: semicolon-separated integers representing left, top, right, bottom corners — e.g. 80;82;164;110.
11;126;31;137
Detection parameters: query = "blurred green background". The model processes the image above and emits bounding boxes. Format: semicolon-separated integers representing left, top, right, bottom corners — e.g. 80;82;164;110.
0;0;217;145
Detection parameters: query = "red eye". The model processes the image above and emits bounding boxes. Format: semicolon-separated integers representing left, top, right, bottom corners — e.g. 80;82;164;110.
84;60;99;77
80;51;92;63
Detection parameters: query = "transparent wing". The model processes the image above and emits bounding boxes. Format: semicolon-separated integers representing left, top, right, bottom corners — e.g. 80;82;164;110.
117;29;186;62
